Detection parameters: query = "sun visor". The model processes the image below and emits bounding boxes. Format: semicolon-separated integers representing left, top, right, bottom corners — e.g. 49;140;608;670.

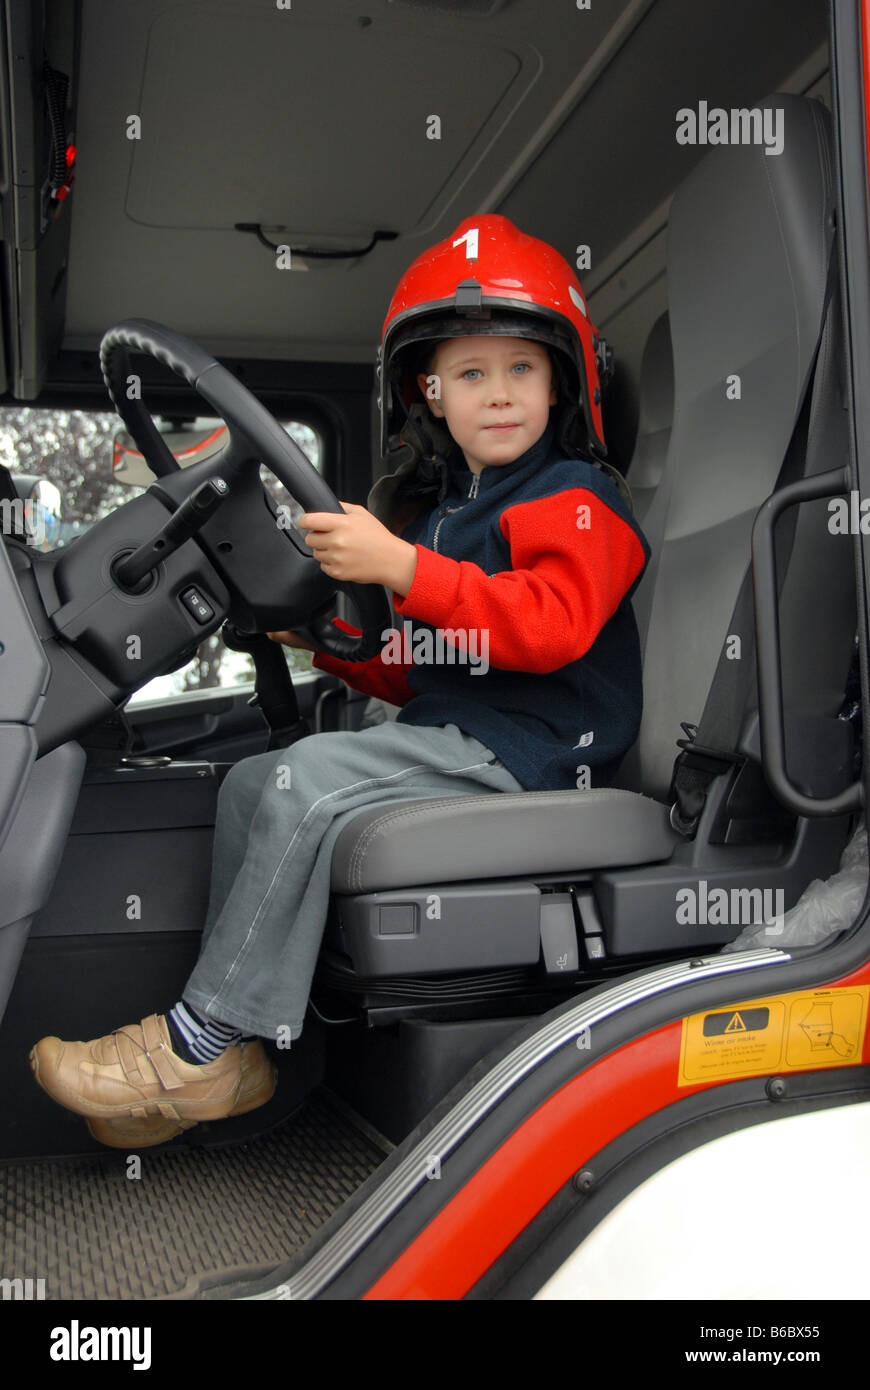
124;10;522;238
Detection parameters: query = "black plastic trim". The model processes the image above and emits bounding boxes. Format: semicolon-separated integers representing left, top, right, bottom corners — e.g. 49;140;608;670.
833;1;870;858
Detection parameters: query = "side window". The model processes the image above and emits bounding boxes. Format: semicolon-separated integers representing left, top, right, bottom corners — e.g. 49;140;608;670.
0;405;320;702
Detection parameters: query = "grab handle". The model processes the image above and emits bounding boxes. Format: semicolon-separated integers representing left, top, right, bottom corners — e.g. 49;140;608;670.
751;466;863;816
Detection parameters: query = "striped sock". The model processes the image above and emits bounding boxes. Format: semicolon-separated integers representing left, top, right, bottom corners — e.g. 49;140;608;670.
167;1000;244;1065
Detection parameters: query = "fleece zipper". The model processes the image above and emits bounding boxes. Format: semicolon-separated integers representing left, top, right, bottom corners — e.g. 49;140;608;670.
433;470;481;554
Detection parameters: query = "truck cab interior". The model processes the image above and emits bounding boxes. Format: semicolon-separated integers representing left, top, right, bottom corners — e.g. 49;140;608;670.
0;0;864;1300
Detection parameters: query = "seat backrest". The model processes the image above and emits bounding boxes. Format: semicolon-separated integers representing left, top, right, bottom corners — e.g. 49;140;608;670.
625;311;674;531
615;93;854;801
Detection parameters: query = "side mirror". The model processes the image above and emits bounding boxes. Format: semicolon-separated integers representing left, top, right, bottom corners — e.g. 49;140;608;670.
8;475;63;550
111;419;229;486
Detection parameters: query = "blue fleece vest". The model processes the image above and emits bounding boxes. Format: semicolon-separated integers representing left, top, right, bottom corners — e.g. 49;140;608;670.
392;418;651;791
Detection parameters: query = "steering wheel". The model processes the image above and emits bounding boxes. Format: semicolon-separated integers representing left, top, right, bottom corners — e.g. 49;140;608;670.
99;318;392;662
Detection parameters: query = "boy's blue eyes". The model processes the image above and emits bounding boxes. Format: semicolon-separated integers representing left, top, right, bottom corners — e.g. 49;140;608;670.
461;362;533;380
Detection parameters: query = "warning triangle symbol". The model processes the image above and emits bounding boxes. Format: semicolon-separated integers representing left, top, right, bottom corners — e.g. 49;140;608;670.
724;1011;747;1032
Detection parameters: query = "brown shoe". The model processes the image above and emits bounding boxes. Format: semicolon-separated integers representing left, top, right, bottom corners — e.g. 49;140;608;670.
29;1013;242;1124
84;1039;278;1148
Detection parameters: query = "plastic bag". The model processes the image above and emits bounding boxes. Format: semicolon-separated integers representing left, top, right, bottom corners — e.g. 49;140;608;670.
720;819;868;952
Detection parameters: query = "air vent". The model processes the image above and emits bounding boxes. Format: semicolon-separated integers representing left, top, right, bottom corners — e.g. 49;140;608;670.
387;0;512;15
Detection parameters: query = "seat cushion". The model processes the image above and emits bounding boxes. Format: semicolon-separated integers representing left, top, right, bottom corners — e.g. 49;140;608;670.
330;788;678;893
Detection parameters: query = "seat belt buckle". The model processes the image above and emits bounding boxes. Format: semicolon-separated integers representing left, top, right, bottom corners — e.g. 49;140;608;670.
668;721;746;837
267;719;310;751
669;800;700;836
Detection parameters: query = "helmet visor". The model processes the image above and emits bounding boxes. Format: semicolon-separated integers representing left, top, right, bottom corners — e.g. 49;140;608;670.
387;310;577;375
386;310;581;424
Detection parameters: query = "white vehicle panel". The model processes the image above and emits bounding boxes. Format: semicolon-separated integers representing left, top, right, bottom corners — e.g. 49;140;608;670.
536;1100;870;1300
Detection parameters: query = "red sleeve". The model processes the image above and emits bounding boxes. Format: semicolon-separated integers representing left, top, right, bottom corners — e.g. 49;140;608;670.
392;488;647;673
311;615;415;707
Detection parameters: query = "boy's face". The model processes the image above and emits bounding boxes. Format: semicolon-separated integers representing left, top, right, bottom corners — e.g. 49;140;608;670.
416;335;557;475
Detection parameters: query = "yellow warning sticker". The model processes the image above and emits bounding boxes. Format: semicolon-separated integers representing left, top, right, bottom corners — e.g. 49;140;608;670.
678;985;869;1086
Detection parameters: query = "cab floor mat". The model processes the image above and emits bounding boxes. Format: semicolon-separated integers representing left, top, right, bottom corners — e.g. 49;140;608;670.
0;1087;392;1300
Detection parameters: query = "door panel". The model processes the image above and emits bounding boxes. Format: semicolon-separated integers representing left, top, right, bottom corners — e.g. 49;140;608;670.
124;673;342;763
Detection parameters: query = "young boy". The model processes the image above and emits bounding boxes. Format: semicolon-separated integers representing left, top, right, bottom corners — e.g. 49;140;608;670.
29;215;650;1147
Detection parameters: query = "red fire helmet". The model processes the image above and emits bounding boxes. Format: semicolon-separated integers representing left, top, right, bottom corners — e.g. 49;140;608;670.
378;214;607;460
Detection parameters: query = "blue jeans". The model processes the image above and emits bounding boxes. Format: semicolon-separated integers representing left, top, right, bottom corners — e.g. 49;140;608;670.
182;721;524;1038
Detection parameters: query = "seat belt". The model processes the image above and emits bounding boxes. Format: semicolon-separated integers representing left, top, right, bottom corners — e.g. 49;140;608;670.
669;231;840;835
221;623;311;751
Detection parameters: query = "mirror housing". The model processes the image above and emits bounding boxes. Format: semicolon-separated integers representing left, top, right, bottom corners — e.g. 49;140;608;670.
112;420;229;486
9;475;64;550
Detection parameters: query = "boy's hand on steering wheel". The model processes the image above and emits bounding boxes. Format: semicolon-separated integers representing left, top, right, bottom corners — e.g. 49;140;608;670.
266;630;315;651
299;502;417;595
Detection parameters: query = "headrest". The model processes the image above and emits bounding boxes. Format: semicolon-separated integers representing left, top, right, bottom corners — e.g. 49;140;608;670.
666;93;835;532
